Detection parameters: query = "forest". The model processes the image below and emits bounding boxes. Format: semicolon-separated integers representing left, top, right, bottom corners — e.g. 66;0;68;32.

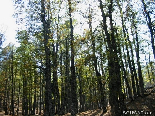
0;0;155;116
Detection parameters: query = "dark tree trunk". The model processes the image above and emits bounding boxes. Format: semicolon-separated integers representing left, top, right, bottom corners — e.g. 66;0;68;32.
98;0;122;115
22;66;27;115
59;48;65;114
28;66;32;115
33;70;37;115
128;36;140;97
141;0;155;58
117;0;132;100
52;21;61;114
88;4;105;111
125;39;137;99
64;34;71;113
68;0;78;115
52;48;60;114
11;49;14;115
39;66;42;115
131;18;144;96
78;68;84;112
41;0;54;115
4;70;8;115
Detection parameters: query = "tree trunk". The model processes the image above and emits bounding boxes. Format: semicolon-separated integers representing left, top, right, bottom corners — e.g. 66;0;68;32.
64;34;71;113
88;5;105;111
128;36;140;97
68;0;78;115
98;0;122;115
78;68;84;112
131;19;144;96
41;0;54;115
4;69;8;115
11;49;14;115
141;0;155;58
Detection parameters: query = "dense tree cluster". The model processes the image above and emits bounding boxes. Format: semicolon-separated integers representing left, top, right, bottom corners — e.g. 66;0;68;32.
0;0;154;115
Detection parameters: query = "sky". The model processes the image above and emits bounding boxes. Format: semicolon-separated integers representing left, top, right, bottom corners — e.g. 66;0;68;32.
0;0;18;47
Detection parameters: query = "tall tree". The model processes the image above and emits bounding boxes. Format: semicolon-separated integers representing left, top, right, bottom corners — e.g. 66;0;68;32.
67;0;78;115
131;13;144;96
40;0;54;115
98;0;122;115
141;0;155;58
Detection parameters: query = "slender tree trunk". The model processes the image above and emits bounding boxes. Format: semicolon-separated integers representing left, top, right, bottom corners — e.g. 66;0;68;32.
59;46;65;114
125;39;137;98
11;49;14;115
4;69;8;115
118;39;132;99
128;36;140;97
88;5;105;111
33;70;37;115
117;0;133;100
131;19;144;96
52;21;61;114
141;0;155;58
78;68;84;112
39;63;43;115
64;34;71;113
